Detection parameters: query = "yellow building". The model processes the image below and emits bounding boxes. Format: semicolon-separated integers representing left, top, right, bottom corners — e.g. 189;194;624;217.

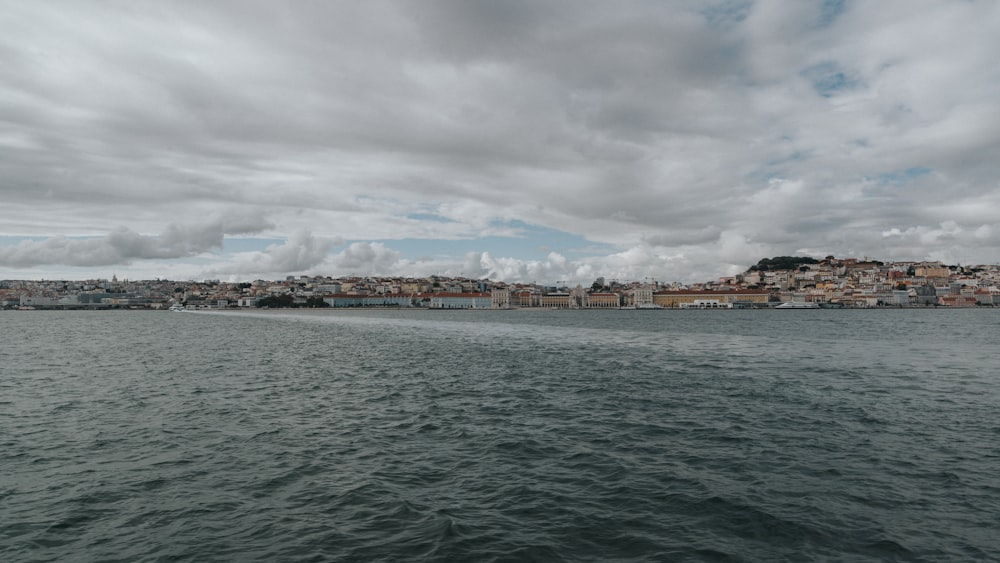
587;293;621;308
512;291;538;308
915;266;949;279
401;281;430;293
539;293;571;308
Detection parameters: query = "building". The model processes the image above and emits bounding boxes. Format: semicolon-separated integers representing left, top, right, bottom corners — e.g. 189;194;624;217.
587;293;621;308
938;295;977;307
538;292;572;308
428;292;492;309
975;290;998;306
653;290;770;308
631;285;654;307
511;291;538;308
491;287;511;309
323;294;416;308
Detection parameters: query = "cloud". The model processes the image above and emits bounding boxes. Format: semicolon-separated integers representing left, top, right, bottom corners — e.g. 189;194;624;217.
330;242;403;274
258;231;342;273
199;231;342;280
461;251;577;283
0;213;273;268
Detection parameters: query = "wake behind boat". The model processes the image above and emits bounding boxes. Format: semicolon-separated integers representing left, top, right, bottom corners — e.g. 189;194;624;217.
775;302;819;309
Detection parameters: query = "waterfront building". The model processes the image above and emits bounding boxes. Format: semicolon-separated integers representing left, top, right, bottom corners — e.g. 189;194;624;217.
19;295;57;308
322;294;416;308
938;295;978;307
587;293;621;308
491;287;511;309
568;285;589;308
511;291;537;308
653;290;770;308
974;290;996;306
631;285;655;307
538;292;572;309
429;292;492;309
891;290;911;305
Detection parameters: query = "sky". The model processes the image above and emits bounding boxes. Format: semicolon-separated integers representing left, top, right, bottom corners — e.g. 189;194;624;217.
2;0;1000;284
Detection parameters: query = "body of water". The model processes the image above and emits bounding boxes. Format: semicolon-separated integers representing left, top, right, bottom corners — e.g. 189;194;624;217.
2;309;998;561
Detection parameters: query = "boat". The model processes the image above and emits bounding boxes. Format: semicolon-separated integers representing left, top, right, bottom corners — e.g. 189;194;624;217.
775;302;820;309
680;300;731;309
169;304;186;312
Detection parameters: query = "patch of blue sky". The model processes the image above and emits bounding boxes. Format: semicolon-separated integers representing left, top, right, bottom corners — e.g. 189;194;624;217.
220;237;285;253
700;0;752;29
861;167;932;199
0;236;48;247
744;150;811;184
766;150;811;168
868;167;932;184
405;213;459;223
803;61;861;98
818;0;848;27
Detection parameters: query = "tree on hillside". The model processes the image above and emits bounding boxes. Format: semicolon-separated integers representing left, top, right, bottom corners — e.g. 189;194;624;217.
748;256;819;272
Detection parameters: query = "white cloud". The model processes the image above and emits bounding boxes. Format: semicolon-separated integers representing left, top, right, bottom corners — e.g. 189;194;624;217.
199;231;342;280
330;242;403;275
0;214;272;268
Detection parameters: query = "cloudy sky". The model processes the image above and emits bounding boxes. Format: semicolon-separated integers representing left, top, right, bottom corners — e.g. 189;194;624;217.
2;1;999;283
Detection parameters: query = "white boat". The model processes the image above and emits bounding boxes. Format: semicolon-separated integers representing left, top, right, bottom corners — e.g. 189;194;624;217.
680;300;731;309
775;301;819;309
169;304;186;312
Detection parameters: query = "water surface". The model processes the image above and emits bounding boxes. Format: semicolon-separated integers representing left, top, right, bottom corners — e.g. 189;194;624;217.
2;309;998;561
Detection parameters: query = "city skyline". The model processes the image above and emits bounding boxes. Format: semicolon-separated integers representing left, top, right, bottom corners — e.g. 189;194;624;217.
2;1;999;283
6;254;1000;311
